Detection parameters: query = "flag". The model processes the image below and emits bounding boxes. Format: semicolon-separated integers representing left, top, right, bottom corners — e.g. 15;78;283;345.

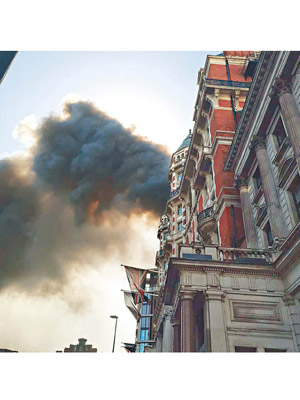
122;343;136;353
131;291;150;305
123;291;141;321
124;265;149;304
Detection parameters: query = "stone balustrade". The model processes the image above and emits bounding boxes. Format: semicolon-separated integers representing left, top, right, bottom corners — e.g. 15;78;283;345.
218;247;274;264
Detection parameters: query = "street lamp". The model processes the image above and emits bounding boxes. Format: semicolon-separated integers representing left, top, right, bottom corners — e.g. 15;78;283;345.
110;315;118;353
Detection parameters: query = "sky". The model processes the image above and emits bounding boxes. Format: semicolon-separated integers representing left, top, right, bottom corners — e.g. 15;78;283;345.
0;51;218;352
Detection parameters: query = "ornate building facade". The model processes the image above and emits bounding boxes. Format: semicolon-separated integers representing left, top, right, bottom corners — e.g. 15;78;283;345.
150;51;300;352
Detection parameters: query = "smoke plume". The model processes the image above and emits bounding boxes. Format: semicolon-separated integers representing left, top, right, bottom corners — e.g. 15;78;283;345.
0;100;170;293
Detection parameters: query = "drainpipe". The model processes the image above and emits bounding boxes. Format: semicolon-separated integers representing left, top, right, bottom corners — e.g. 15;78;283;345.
225;57;238;130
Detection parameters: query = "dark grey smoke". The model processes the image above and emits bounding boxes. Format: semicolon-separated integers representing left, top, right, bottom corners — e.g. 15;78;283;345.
33;101;169;223
0;158;40;287
0;100;170;292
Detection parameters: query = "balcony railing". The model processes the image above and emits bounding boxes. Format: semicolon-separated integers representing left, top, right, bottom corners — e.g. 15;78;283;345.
219;247;274;264
156;249;164;258
170;189;179;199
205;78;251;89
197;206;214;224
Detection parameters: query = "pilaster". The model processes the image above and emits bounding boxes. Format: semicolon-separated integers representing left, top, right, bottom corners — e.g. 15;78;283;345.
205;289;228;352
283;294;300;352
171;318;181;352
162;306;173;352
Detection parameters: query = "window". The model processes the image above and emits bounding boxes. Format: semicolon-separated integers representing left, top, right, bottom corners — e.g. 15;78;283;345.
235;346;257;352
141;303;150;315
178;173;182;182
264;348;286;352
178;204;182;215
178;221;183;231
253;167;262;191
273;117;287;147
288;174;300;220
264;222;273;246
141;317;150;329
140;329;149;341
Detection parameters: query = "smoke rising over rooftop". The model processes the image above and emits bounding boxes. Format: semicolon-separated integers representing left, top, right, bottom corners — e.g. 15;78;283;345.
0;100;170;292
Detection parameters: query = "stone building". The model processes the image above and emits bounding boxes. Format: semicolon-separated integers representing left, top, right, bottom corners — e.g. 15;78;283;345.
57;338;97;352
151;51;300;352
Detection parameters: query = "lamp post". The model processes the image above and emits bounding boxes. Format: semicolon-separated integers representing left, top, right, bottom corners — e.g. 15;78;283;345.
110;315;118;353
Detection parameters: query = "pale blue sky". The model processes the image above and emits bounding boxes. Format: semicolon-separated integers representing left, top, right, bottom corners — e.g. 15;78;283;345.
0;51;219;155
0;51;222;353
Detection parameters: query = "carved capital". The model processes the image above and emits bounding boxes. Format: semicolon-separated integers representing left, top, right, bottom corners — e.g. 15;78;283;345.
171;318;180;327
180;291;196;302
205;289;226;302
249;134;267;151
272;77;292;97
234;176;248;189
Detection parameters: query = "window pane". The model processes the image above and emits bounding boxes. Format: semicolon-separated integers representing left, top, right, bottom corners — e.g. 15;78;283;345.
235;346;256;352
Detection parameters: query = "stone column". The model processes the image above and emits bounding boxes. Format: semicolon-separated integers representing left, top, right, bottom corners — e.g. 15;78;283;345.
235;177;259;248
274;77;300;174
205;289;228;352
171;319;181;352
251;135;288;240
283;294;300;352
162;306;173;352
180;292;196;352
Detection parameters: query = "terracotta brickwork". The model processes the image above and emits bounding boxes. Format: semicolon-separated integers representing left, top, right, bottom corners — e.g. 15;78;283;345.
150;51;300;353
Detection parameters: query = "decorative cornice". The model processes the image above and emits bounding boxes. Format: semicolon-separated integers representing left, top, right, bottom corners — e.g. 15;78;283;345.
205;289;226;302
224;51;279;172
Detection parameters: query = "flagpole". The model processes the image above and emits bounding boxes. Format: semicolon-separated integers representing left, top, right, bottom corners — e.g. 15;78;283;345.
120;289;158;297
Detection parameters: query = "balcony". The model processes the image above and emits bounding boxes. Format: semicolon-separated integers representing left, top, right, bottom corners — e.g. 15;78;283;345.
218;247;274;264
205;78;251;89
169;189;179;199
156;249;165;258
197;206;217;244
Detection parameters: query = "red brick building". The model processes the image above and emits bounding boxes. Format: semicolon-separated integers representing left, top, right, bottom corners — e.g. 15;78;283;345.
151;51;300;352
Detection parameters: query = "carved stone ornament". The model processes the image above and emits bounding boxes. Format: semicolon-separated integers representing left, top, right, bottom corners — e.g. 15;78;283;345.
249;134;267;151
274;77;292;97
234;176;248;189
283;293;295;306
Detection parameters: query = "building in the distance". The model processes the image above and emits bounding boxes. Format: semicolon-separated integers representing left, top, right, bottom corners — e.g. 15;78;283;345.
149;51;300;352
57;338;97;352
0;348;18;353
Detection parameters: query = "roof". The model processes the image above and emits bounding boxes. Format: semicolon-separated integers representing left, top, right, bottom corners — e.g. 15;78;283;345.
176;130;192;151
